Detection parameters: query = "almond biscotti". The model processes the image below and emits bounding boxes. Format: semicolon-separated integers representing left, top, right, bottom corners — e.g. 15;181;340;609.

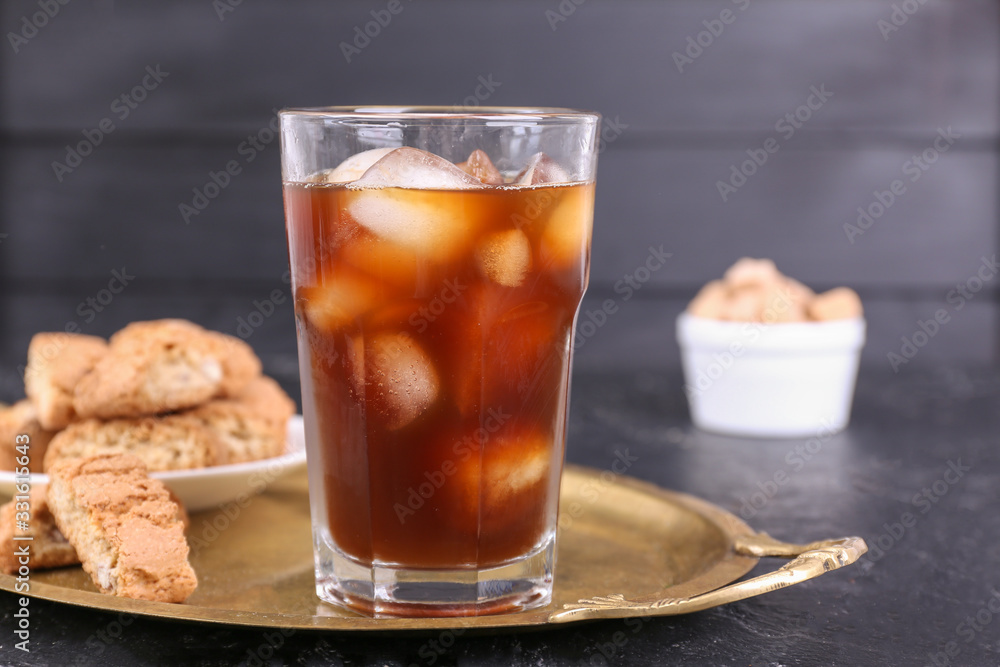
0;400;55;473
0;484;191;575
43;377;294;471
46;454;197;603
44;415;226;472
72;319;261;420
0;486;78;574
24;332;108;430
204;330;263;398
182;376;295;464
230;376;296;432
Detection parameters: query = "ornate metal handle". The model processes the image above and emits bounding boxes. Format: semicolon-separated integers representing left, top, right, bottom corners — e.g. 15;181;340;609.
548;533;867;623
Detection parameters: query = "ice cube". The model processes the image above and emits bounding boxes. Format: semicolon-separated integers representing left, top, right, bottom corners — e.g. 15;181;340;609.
516;153;571;185
350;147;483;190
313;147;397;184
687;280;728;319
451;428;550;508
296;270;380;333
339;231;426;290
457;149;503;185
808;287;863;321
482;431;550;506
538;183;594;270
476;229;532;287
356;333;439;430
346;181;485;262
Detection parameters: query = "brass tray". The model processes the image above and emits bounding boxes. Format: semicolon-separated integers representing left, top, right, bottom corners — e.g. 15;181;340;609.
0;465;866;630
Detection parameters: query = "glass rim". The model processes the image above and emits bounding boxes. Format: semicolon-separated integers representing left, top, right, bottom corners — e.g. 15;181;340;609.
279;105;601;123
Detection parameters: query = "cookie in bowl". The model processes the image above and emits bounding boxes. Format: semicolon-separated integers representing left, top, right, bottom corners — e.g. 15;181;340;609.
678;258;865;438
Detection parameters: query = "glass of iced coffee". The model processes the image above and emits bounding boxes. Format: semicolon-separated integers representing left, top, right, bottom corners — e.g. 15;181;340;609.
279;107;600;617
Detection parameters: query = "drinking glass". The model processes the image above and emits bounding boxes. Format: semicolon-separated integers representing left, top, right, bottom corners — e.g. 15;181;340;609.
279;106;600;616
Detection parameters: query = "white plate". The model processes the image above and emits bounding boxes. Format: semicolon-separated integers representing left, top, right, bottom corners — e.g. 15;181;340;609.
0;416;307;512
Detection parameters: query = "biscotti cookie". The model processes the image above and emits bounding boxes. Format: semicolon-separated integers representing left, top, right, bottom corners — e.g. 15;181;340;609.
44;415;226;472
0;401;55;473
232;376;295;431
47;454;197;603
24;332;108;430
0;484;191;575
0;485;79;574
205;331;262;397
686;258;862;323
182;376;294;464
73;319;260;420
183;403;283;464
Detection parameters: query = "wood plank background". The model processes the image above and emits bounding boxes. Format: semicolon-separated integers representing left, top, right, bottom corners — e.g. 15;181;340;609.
1;0;997;399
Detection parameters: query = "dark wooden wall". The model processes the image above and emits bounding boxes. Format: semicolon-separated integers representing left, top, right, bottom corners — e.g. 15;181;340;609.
1;0;997;400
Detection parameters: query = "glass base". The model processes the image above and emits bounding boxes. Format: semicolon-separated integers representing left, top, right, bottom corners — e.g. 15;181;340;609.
314;534;554;617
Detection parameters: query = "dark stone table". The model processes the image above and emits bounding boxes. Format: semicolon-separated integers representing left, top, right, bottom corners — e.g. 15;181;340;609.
2;366;998;666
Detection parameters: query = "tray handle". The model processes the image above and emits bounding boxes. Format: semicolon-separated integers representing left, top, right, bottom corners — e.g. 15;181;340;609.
548;533;867;623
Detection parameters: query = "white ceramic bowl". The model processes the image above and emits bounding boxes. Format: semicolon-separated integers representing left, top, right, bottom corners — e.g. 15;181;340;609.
676;313;865;438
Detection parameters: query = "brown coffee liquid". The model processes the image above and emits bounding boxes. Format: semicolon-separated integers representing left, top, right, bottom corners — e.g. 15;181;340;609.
284;181;594;568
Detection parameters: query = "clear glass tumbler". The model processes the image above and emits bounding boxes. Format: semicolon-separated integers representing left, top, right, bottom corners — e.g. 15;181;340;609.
279;107;600;616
